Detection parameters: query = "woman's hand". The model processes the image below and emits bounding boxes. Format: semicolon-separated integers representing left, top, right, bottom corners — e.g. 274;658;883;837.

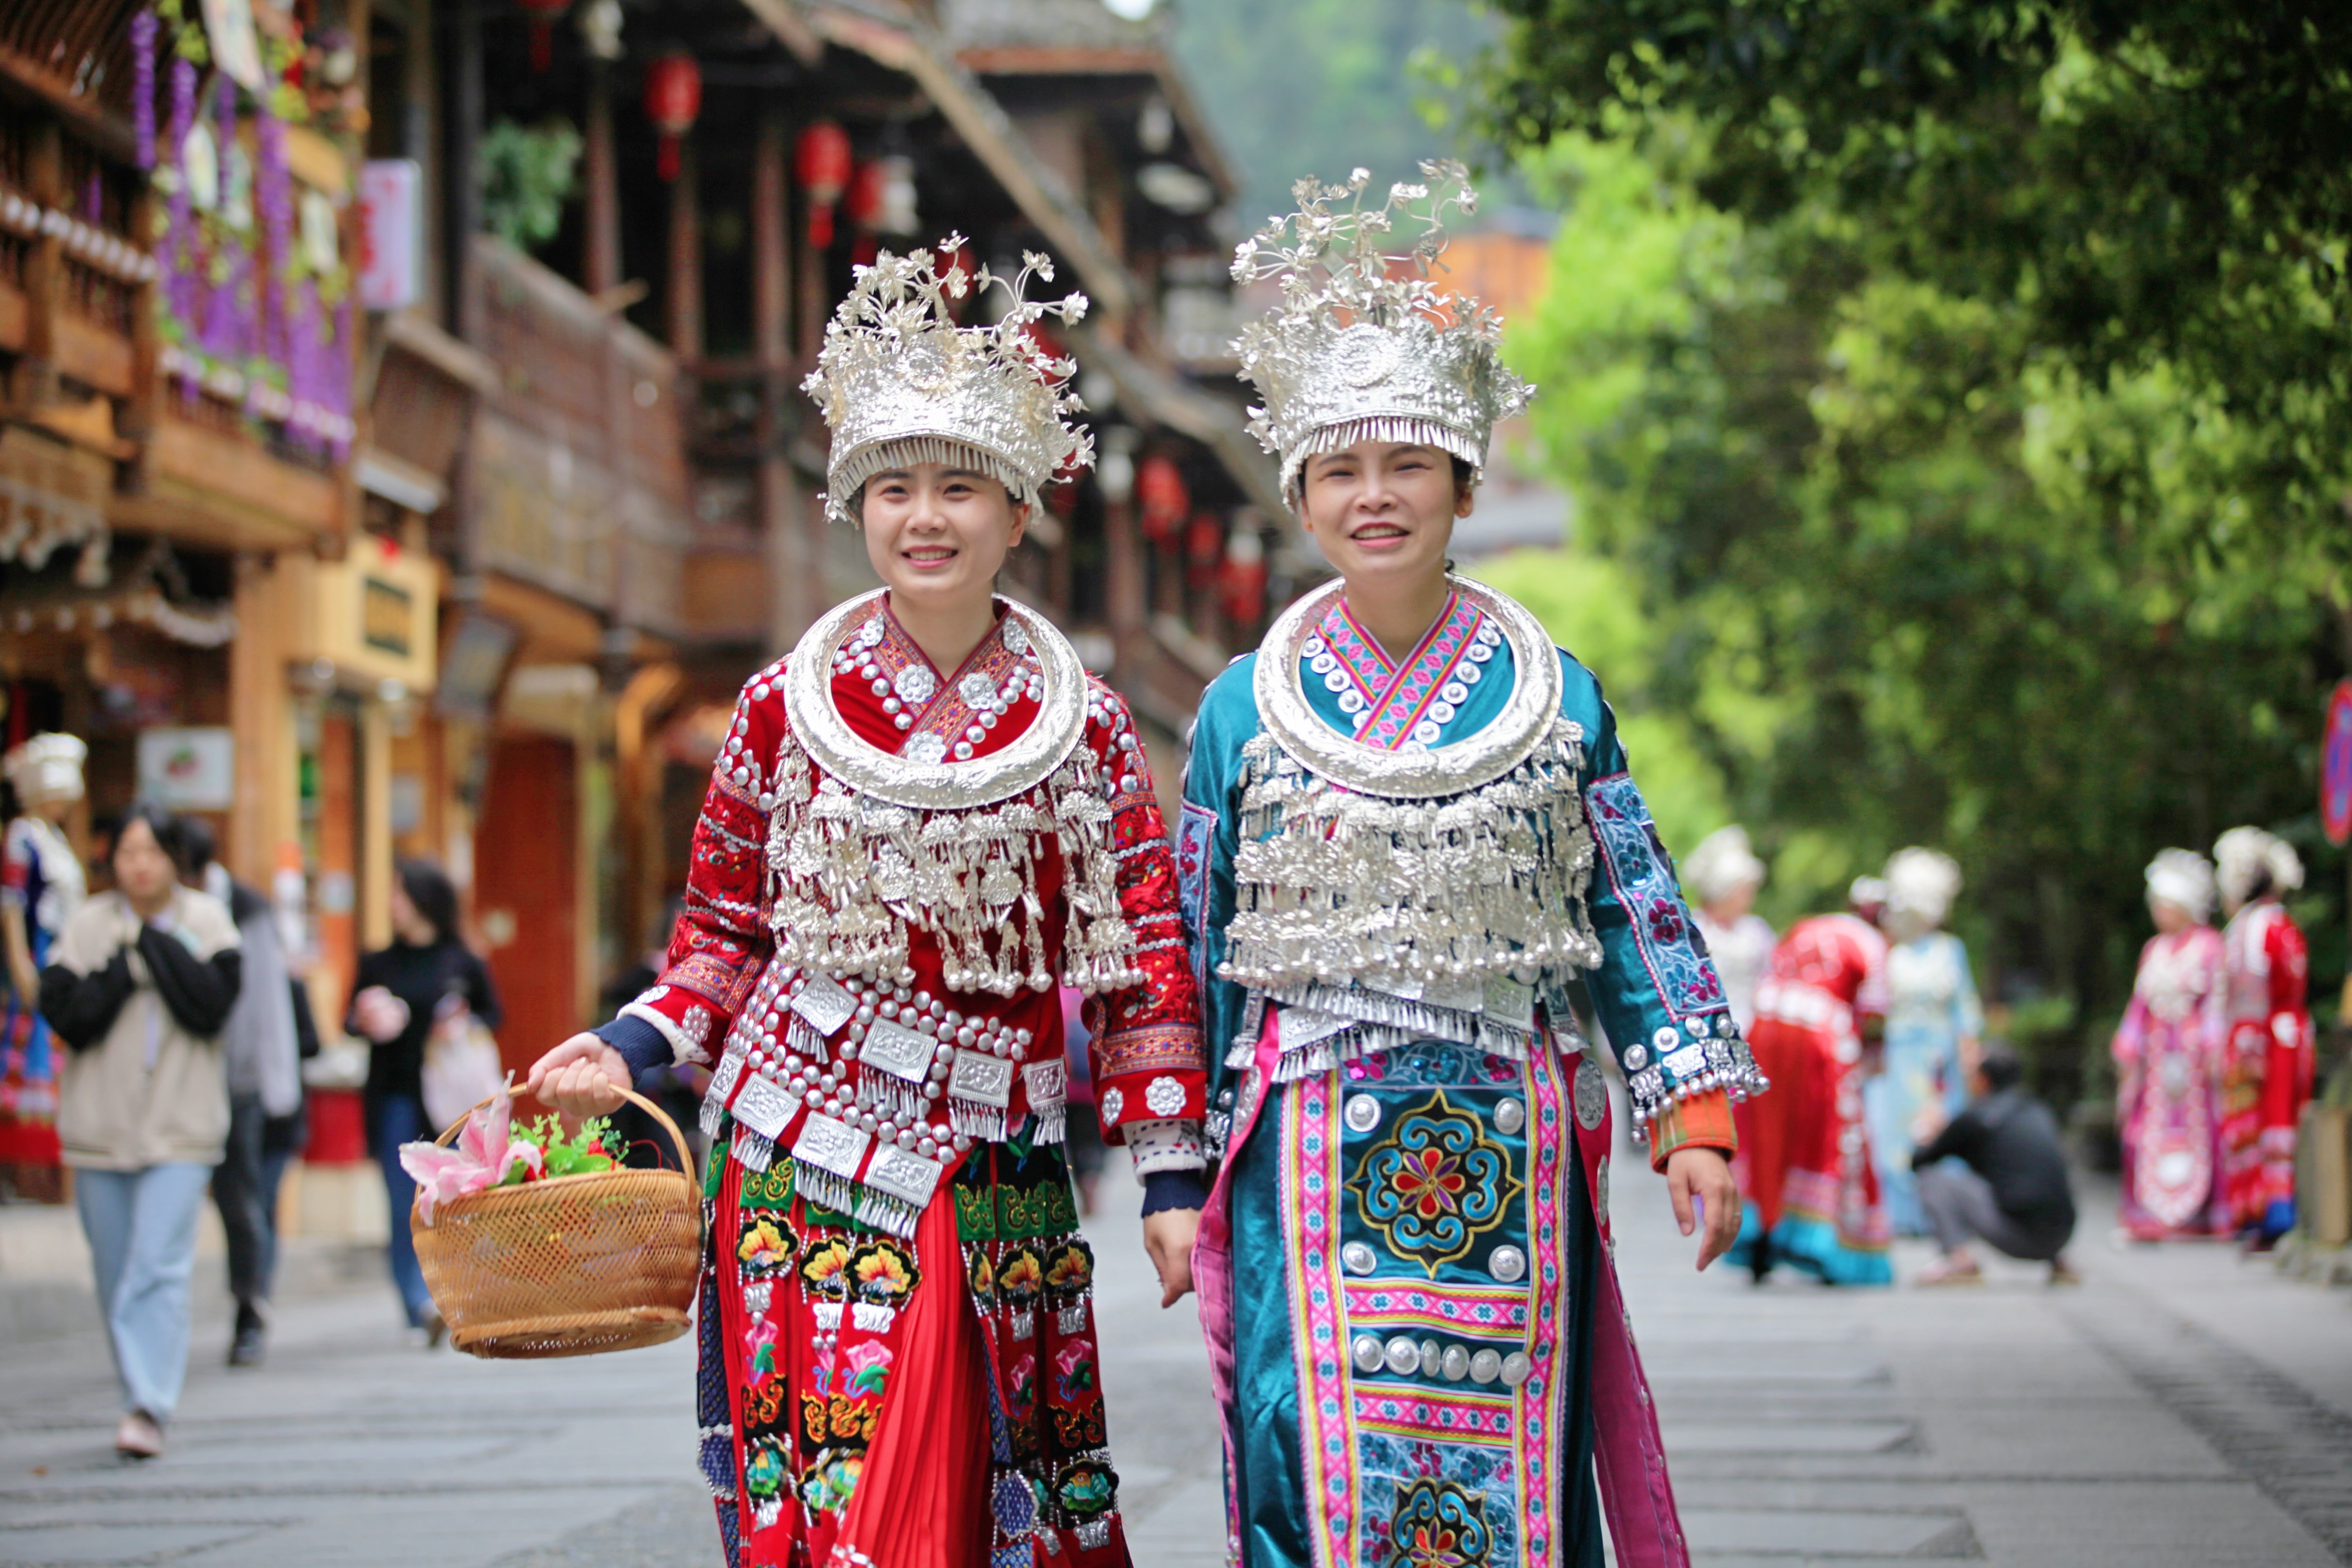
528;1032;630;1116
1665;1146;1741;1272
351;985;410;1044
1142;1207;1200;1307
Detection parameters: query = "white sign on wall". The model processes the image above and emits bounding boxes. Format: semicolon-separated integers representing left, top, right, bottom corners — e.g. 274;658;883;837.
358;160;422;312
136;727;236;811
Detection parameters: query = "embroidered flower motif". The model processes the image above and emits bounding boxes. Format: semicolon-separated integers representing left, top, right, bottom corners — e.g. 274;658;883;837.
1145;1075;1186;1117
737;1216;795;1279
1385;1478;1492;1568
849;1241;920;1305
799;1237;855;1299
1044;1240;1094;1299
1054;1338;1098;1402
799;1453;863;1515
1356;1091;1521;1276
1006;1352;1038;1420
842;1338;894;1397
996;1247;1045;1304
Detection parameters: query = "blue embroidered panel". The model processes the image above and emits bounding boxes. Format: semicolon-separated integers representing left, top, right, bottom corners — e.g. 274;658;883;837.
1585;772;1727;1021
1176;800;1217;995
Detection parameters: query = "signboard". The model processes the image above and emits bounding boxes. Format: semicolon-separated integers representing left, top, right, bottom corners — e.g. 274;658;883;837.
306;535;439;692
2324;679;2352;847
138;727;236;811
358;160;422;312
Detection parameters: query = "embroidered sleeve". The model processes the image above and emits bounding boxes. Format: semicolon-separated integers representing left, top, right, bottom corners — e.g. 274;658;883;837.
1577;708;1765;1145
617;662;788;1066
1644;1088;1737;1170
1078;681;1208;1146
1122;1116;1206;1176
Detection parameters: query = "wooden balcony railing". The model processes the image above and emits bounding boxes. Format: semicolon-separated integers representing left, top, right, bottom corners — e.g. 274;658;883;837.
460;236;691;635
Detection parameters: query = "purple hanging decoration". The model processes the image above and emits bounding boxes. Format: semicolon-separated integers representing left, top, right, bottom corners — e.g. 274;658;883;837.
164;56;198;404
255;107;293;390
131;11;157;170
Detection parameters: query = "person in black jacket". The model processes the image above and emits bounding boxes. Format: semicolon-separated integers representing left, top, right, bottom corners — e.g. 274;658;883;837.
346;859;500;1341
1910;1045;2080;1286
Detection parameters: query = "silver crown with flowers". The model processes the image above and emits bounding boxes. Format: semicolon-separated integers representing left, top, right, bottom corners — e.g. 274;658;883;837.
804;236;1094;526
2;733;85;806
1232;162;1534;495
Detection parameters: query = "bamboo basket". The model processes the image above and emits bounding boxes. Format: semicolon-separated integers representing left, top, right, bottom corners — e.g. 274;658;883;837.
411;1087;702;1359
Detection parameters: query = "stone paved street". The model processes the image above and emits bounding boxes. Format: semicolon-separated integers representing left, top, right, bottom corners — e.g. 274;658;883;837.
2;1118;2349;1566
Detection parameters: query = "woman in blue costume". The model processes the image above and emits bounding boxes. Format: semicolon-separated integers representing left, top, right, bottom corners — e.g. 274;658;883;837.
1867;849;1981;1236
1174;167;1768;1568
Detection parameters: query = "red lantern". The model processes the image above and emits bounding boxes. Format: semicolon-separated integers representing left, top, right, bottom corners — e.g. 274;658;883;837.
1186;511;1226;590
515;0;568;72
1220;528;1268;628
1137;454;1188;545
795;120;853;249
845;160;886;232
644;53;701;182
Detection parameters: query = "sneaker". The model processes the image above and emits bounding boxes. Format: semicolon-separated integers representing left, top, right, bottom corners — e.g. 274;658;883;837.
1913;1255;1983;1287
114;1410;163;1460
424;1310;449;1349
228;1302;267;1367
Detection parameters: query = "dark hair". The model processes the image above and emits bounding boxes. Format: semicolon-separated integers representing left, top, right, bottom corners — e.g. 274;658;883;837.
395;858;461;946
178;815;217;877
1976;1045;2025;1093
113;802;186;877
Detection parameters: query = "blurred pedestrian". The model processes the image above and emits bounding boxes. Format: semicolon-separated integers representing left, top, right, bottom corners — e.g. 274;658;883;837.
40;803;240;1458
1870;848;1983;1236
346;860;501;1341
1910;1045;2078;1286
181;821;304;1366
1687;824;1774;1032
599;898;702;1172
2113;849;2226;1240
2213;827;2313;1247
1729;877;1894;1285
1;733;86;1202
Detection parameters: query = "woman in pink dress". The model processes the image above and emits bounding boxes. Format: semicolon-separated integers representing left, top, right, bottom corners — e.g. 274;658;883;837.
2112;850;2227;1240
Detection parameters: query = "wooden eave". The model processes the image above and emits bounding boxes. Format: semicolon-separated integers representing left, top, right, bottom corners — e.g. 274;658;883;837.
954;44;1237;201
785;0;1138;321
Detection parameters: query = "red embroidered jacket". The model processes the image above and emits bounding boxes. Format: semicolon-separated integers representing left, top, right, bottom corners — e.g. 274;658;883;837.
611;604;1206;1152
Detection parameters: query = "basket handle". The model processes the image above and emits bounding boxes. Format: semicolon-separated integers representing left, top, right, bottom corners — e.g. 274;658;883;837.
432;1083;696;1174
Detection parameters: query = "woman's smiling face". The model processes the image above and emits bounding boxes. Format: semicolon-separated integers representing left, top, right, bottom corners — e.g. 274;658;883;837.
1296;440;1472;587
858;463;1027;609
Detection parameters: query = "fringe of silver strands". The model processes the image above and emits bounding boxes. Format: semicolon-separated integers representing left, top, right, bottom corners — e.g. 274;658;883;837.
826;435;1032;527
1220;719;1603;1004
764;729;1143;999
1282;414;1487;496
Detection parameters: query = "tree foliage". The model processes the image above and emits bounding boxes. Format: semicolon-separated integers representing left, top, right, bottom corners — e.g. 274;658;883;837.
1470;0;2352;572
1489;125;2346;1100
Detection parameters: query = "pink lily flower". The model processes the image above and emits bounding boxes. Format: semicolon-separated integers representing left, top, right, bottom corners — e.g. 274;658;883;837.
398;1089;543;1224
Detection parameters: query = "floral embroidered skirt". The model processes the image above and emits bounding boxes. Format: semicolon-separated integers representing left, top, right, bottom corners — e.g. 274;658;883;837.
699;1123;1132;1568
1204;1037;1610;1568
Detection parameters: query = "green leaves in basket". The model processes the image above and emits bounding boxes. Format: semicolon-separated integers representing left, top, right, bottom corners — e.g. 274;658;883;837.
506;1114;626;1182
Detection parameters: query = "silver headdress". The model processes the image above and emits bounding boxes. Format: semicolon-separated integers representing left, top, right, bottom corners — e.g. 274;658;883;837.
3;733;85;806
1231;162;1534;495
803;236;1094;526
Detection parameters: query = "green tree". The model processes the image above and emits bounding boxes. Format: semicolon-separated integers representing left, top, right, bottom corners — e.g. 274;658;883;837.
1492;131;2343;1100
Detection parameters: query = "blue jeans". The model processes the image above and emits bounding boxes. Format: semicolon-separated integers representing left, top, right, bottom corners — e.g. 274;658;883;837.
367;1093;434;1327
74;1163;214;1420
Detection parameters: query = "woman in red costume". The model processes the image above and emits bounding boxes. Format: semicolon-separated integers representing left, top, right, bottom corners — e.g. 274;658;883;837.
1727;880;1893;1285
2213;827;2313;1246
530;242;1205;1568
